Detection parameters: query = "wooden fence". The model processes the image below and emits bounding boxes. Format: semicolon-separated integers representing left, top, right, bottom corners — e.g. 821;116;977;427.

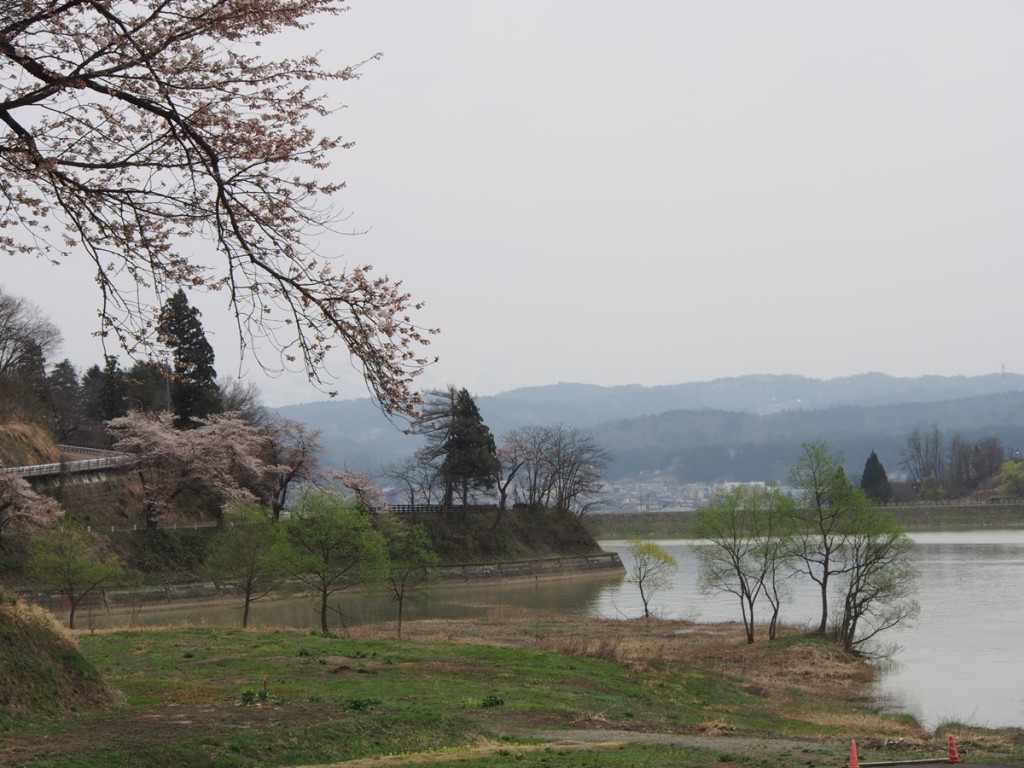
389;503;500;514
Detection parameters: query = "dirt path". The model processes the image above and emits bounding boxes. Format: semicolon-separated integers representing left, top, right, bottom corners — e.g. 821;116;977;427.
287;731;844;768
296;731;1024;768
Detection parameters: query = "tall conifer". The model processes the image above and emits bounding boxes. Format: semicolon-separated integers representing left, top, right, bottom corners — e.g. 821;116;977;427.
860;450;893;503
157;290;221;427
416;387;500;508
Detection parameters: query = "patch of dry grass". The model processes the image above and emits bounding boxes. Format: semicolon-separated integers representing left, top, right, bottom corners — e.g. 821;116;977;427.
803;712;921;739
353;611;919;738
398;612;850;681
0;422;60;465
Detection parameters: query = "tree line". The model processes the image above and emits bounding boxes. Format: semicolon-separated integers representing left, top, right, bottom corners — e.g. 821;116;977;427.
0;289;615;635
383;386;612;519
896;427;1007;501
0;285;333;540
831;432;1014;505
630;441;919;655
0;288;440;634
29;490;438;635
0;286;255;446
1;287;614;519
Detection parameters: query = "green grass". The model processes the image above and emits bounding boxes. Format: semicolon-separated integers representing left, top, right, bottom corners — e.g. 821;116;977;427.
1;622;1021;768
0;596;113;722
0;628;769;766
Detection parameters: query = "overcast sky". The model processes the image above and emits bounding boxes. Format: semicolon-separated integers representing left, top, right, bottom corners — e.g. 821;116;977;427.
8;1;1023;407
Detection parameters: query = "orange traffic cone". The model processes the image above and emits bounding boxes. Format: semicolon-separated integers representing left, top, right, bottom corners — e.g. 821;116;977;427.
847;739;860;768
947;735;961;764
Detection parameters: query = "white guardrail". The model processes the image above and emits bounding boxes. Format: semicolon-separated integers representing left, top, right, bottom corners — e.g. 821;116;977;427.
0;445;133;478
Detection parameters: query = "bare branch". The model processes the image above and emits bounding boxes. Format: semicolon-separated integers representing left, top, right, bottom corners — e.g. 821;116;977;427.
2;0;437;413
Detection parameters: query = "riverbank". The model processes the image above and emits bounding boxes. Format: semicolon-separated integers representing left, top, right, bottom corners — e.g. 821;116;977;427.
20;552;625;617
585;503;1024;539
3;613;1022;768
438;551;623;581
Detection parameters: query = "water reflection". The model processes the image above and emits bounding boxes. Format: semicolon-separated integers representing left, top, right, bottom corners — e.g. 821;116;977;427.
74;573;623;632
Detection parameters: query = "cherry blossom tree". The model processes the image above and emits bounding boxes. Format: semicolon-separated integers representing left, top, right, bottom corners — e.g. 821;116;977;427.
334;468;386;513
2;0;437;413
261;418;323;521
503;424;610;518
0;472;63;541
107;411;270;527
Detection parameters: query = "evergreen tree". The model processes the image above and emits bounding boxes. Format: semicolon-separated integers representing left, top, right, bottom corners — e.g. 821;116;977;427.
157;290;221;427
78;360;123;446
443;388;500;506
860;450;893;504
89;356;127;422
44;360;84;442
416;387;500;508
9;340;49;420
124;359;172;414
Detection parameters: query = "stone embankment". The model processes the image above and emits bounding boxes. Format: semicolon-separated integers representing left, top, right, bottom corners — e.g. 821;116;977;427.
439;552;624;581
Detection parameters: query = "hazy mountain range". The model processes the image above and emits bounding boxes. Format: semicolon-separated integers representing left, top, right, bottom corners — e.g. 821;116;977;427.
275;372;1024;483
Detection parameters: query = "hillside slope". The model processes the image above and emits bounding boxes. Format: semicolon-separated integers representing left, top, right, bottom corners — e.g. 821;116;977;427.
0;593;115;719
0;422;60;467
594;391;1024;481
275;376;1024;482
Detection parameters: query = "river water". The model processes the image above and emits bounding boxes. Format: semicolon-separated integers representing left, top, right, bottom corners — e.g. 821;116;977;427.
72;530;1024;731
597;531;1024;731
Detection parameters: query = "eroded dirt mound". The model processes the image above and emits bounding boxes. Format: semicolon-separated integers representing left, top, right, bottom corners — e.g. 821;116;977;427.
0;594;115;717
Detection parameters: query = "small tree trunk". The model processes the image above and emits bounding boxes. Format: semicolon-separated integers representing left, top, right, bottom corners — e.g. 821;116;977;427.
319;592;329;634
741;598;755;644
817;572;829;635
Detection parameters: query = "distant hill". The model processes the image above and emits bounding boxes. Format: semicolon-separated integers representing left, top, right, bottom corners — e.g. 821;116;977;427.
475;372;1024;422
274;373;1024;482
592;392;1024;482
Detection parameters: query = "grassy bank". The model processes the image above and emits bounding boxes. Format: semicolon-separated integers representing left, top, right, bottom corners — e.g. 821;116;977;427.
586;503;1024;540
2;613;1021;768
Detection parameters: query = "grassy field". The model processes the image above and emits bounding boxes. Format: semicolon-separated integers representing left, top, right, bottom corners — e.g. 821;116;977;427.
2;611;1022;768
